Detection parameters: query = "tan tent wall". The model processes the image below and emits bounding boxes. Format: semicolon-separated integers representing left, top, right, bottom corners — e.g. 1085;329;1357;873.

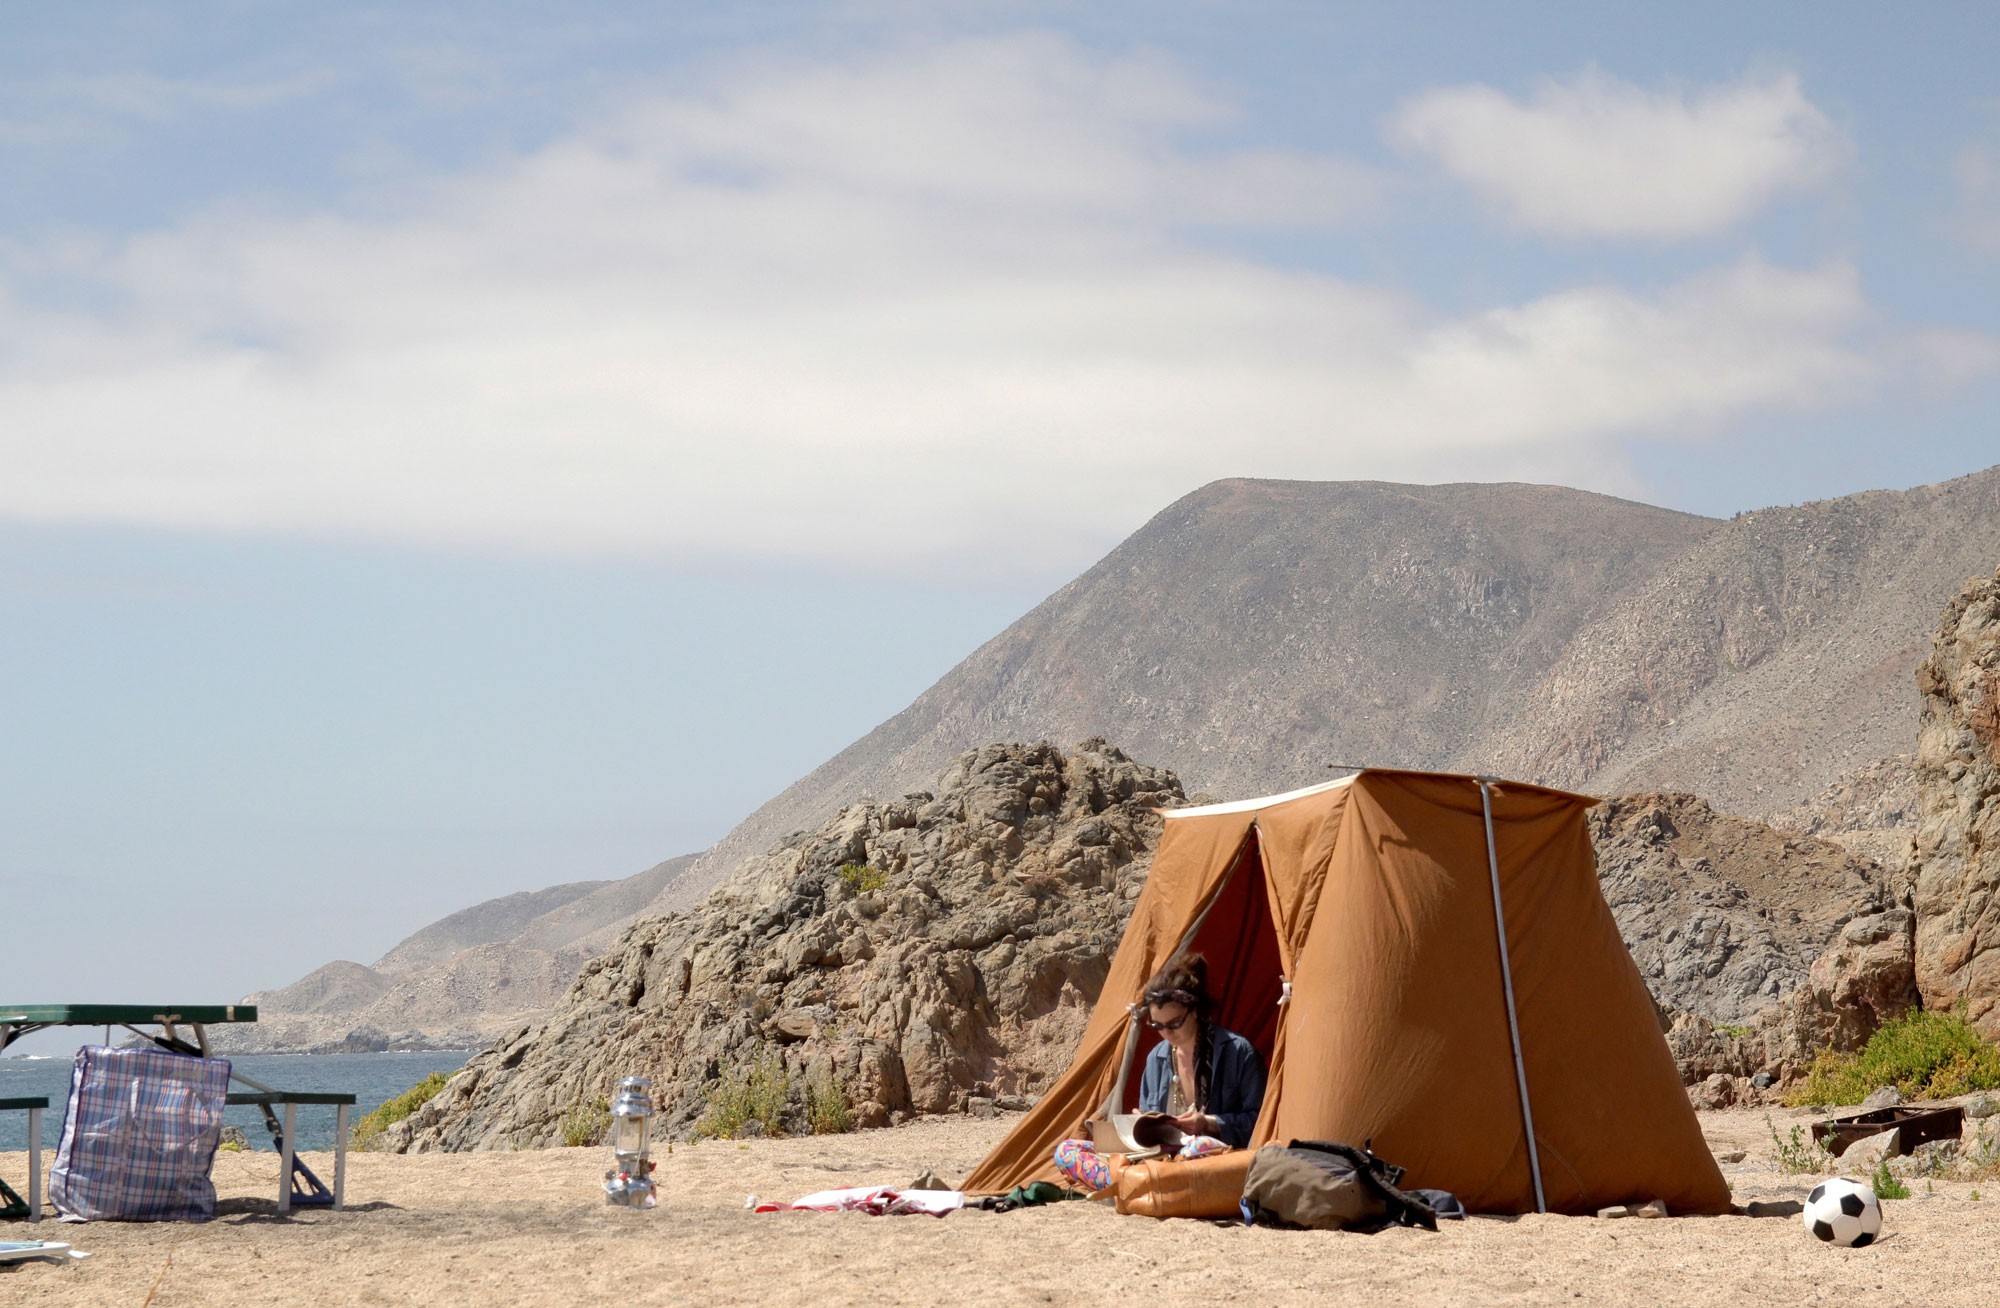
963;771;1729;1216
1267;773;1727;1214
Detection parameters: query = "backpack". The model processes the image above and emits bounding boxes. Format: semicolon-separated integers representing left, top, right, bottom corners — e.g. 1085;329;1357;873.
1239;1140;1443;1232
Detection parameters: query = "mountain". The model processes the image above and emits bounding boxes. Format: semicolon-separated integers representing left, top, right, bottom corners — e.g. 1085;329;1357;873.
375;879;613;973
232;464;2000;1051
666;466;2000;915
215;854;697;1052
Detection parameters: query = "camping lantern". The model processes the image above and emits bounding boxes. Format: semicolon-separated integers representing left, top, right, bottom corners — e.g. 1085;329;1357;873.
603;1076;657;1209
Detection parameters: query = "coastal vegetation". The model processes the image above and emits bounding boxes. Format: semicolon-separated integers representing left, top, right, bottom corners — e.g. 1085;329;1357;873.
353;1071;452;1150
1786;1009;2000;1106
694;1055;793;1139
804;1070;854;1135
560;1098;612;1147
688;1056;857;1139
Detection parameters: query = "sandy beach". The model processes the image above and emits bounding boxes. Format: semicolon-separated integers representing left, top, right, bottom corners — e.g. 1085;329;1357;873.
3;1105;1992;1307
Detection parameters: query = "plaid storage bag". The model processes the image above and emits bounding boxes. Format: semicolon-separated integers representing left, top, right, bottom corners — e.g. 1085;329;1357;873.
49;1045;231;1221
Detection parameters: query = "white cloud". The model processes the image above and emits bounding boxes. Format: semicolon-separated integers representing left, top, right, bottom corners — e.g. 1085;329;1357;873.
0;36;1926;577
1390;68;1847;240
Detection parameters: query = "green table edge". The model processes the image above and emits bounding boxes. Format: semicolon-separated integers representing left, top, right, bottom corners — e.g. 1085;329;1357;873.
225;1092;356;1106
0;1005;257;1025
0;1098;48;1111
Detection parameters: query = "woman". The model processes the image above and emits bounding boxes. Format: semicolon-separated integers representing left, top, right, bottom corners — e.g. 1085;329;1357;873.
1053;952;1267;1192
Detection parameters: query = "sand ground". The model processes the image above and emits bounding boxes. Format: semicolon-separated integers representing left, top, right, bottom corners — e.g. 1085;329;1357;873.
1;1105;1992;1307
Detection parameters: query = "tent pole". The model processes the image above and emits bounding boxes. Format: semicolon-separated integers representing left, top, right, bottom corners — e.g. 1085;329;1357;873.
1480;778;1546;1214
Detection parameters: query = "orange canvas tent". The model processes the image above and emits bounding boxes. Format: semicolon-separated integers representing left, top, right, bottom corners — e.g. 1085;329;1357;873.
962;768;1729;1215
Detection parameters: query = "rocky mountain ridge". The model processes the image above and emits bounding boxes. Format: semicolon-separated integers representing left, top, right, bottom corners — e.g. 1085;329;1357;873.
669;467;2000;919
212;854;698;1053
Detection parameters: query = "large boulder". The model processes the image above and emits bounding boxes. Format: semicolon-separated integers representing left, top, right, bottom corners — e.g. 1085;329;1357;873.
1911;566;2000;1036
1759;907;1920;1079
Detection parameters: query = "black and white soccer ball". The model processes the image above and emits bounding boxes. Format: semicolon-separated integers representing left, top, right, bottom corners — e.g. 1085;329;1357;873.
1803;1177;1883;1247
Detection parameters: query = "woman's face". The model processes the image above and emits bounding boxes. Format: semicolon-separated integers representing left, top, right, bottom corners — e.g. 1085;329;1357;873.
1147;1001;1194;1042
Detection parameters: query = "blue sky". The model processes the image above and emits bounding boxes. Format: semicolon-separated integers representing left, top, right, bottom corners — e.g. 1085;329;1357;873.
4;2;1998;1039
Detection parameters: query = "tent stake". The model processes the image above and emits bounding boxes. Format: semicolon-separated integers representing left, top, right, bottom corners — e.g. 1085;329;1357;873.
1480;778;1547;1214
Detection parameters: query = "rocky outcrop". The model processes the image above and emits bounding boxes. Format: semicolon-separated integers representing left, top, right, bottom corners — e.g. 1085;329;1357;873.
1589;793;1891;1025
1761;907;1922;1075
1593;792;1921;1088
1657;907;1922;1091
394;741;1182;1151
1912;566;2000;1036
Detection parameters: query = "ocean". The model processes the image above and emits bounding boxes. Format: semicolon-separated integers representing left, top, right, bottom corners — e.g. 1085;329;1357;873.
0;1049;476;1152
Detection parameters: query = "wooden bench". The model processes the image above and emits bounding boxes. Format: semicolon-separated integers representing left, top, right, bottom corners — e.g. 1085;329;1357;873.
225;1092;356;1214
0;1096;46;1223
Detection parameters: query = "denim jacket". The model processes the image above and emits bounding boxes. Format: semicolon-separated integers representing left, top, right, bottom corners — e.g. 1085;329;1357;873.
1137;1025;1266;1148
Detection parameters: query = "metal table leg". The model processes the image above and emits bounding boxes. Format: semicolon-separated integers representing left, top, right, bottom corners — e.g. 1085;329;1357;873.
27;1106;40;1223
279;1103;297;1216
334;1103;348;1211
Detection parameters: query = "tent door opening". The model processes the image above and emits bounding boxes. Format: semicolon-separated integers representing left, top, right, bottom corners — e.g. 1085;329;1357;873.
1102;826;1286;1117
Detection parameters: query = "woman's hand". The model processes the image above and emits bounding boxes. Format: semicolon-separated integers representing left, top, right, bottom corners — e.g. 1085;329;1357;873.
1171;1111;1211;1137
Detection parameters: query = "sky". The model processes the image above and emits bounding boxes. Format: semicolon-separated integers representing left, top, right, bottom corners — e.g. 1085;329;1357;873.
5;2;1999;1049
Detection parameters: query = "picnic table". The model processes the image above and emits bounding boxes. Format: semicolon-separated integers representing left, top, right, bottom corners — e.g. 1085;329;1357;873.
0;1004;256;1058
0;1004;351;1216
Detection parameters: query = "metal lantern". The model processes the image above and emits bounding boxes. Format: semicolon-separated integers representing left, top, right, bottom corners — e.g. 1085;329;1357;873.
603;1076;657;1209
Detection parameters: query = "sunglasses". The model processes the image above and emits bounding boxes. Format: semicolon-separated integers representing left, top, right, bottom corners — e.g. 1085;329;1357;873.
1145;1012;1191;1033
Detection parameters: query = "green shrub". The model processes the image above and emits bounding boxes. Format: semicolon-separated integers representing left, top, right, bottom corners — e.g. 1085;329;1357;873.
804;1071;853;1136
839;863;889;895
695;1054;792;1139
1766;1114;1834;1175
1785;1009;2000;1106
352;1071;451;1151
1870;1160;1911;1200
560;1098;612;1148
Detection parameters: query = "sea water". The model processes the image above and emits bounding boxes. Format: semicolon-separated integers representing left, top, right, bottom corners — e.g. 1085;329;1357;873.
0;1049;475;1152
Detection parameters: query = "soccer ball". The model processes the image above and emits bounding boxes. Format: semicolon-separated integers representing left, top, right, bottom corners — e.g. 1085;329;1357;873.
1803;1177;1883;1247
